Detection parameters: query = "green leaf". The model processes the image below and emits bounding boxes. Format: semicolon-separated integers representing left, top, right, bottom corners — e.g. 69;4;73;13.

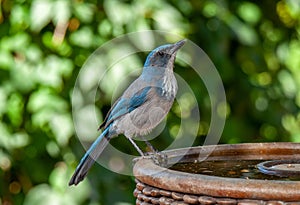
69;26;94;48
0;88;7;117
53;0;71;24
27;88;68;113
237;2;261;25
73;2;95;23
0;123;29;150
10;4;30;30
49;113;74;147
7;92;24;127
0;51;14;69
30;0;53;32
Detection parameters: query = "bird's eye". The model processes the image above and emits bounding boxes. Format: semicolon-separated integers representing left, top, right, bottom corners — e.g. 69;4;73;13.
157;51;164;56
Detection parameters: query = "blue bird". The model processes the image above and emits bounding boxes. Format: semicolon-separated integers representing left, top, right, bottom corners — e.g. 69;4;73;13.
69;39;186;186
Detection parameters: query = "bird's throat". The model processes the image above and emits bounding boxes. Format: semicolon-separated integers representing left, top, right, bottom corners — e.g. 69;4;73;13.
162;71;177;99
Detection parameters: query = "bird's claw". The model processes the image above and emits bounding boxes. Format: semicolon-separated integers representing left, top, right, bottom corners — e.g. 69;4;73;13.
150;152;168;167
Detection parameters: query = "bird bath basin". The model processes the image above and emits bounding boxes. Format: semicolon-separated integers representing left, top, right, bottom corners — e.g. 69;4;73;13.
133;142;300;204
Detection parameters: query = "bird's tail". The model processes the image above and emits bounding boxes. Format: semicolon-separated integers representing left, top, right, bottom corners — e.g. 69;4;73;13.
69;127;111;186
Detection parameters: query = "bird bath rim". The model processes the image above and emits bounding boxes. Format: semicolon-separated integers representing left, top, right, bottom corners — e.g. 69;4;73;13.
133;142;300;201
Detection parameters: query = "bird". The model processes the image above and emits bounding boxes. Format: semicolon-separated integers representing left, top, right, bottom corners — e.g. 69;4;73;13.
69;39;186;186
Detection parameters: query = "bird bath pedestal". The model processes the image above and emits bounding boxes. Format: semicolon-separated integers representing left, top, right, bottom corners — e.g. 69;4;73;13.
133;143;300;205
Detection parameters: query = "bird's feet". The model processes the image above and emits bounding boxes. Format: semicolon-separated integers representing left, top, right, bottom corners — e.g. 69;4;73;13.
132;151;168;168
150;152;168;168
143;140;168;166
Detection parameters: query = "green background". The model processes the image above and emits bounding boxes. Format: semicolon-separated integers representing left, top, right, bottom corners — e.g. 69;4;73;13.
0;0;299;204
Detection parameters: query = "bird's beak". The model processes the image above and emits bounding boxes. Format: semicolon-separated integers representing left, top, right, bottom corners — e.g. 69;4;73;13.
170;39;186;55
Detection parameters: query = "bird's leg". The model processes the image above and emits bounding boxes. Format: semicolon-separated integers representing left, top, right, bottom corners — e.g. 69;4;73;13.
142;137;158;153
126;137;145;156
140;137;168;167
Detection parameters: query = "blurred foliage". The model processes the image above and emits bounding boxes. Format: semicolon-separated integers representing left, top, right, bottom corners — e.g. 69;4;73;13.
0;0;300;204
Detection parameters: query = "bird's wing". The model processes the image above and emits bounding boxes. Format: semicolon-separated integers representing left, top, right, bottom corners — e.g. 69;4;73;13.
99;86;152;130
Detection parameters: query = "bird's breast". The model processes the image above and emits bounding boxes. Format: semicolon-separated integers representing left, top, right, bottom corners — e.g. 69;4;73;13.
161;73;178;99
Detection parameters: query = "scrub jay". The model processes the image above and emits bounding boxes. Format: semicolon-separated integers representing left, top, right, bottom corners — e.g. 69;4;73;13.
69;39;186;186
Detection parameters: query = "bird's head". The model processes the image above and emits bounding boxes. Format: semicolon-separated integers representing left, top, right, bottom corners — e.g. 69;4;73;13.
144;39;186;69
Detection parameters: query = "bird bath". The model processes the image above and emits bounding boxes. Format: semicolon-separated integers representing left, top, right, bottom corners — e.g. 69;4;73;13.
133;142;300;204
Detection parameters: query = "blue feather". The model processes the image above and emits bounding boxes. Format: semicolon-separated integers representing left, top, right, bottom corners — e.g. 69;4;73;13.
101;87;151;127
128;87;151;112
69;125;111;185
80;127;109;164
106;98;129;123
